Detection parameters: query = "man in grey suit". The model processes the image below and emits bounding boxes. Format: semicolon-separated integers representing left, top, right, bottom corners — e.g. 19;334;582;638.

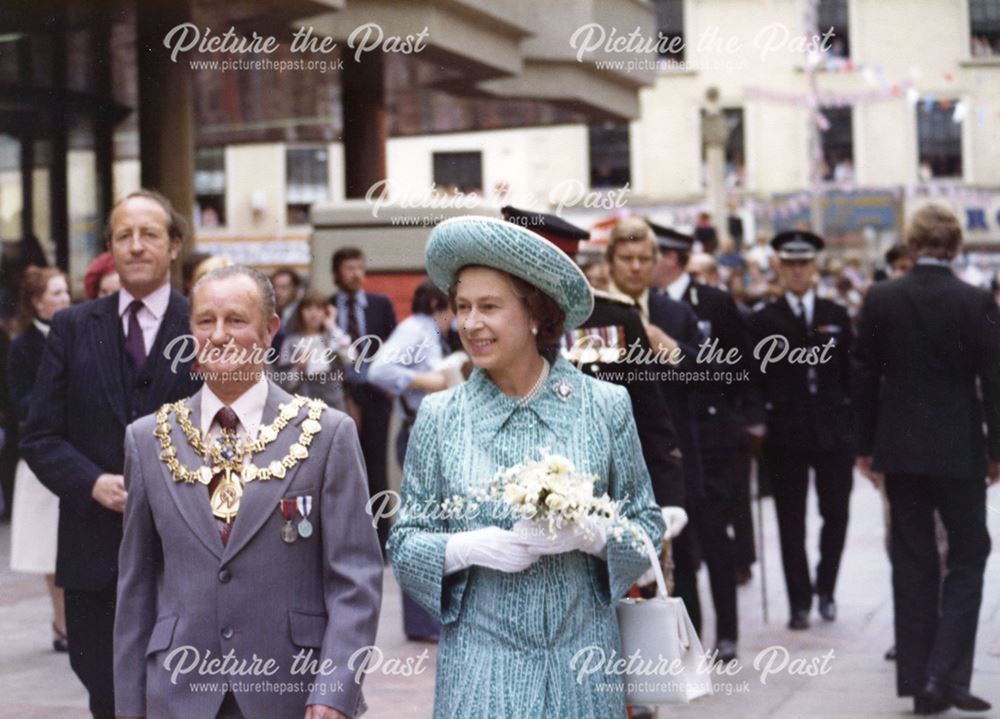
114;266;383;719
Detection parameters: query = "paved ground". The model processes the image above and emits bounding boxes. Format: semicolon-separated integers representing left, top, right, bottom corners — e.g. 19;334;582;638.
1;470;998;718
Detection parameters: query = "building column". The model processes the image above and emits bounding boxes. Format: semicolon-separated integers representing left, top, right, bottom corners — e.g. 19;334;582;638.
93;5;114;222
703;88;730;248
136;0;195;265
50;22;69;271
341;51;387;199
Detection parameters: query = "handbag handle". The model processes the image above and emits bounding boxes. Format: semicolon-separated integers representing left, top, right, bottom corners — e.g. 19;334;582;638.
636;528;670;600
635;529;691;650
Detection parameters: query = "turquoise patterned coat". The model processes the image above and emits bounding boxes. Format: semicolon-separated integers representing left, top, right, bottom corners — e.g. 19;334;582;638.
387;356;665;718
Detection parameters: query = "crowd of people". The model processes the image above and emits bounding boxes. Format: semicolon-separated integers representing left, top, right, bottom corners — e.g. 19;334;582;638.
0;190;997;718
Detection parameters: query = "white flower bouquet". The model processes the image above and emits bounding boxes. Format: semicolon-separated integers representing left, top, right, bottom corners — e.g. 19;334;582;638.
490;449;641;551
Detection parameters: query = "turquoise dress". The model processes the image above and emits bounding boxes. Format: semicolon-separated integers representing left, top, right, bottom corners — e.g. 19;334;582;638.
388;356;665;718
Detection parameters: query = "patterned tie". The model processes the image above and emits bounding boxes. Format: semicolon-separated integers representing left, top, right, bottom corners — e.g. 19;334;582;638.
124;300;147;367
346;293;361;342
210;406;240;546
214;406;239;433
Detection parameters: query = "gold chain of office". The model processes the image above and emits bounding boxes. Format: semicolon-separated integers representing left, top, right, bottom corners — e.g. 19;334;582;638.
153;395;325;487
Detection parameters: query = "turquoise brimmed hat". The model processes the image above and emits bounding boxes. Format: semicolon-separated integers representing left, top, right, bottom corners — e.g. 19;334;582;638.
425;215;594;329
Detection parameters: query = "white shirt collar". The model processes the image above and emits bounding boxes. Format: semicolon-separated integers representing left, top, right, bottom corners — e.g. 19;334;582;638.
118;280;171;319
609;281;649;320
666;273;691;302
33;318;51;338
785;289;815;324
916;257;952;267
339;288;368;308
200;376;270;441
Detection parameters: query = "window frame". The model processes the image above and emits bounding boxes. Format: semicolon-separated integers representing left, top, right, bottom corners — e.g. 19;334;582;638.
431;150;484;194
589;122;632;190
194;146;227;230
285;145;331;227
915;99;964;181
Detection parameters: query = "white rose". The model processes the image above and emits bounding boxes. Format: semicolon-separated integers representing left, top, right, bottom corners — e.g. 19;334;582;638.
504;483;527;505
547;455;574;475
545;493;567;512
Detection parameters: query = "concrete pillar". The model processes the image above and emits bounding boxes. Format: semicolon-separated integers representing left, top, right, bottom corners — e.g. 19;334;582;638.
703;89;730;248
341;51;387;199
50;23;69;271
136;0;195;271
93;5;114;223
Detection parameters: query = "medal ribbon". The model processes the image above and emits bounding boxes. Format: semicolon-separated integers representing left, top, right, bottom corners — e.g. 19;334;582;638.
296;496;312;519
280;498;298;522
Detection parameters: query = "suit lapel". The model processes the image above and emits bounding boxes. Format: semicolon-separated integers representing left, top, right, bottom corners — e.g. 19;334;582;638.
158;390;225;560
222;383;309;561
90;294;129;428
146;290;192;405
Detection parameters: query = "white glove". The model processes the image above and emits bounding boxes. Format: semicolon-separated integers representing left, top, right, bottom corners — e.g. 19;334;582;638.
661;506;688;539
443;526;539;575
513;517;609;559
434;351;470;388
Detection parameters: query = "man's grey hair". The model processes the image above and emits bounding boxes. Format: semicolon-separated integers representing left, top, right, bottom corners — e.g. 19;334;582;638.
191;265;276;325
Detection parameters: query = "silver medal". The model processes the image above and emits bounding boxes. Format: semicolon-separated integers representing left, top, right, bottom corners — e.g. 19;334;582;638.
296;496;313;539
281;521;298;543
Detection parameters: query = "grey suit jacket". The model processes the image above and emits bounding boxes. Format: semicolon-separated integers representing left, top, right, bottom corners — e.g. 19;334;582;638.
114;381;383;718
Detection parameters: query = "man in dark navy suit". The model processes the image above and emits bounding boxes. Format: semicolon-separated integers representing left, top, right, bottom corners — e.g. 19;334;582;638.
855;204;999;715
747;231;854;632
648;221;753;662
606;216;709;639
329;246;397;551
21;190;201;719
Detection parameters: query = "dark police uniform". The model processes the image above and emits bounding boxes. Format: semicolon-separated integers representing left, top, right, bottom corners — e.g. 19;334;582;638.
566;289;685;507
651;223;751;649
747;232;854;627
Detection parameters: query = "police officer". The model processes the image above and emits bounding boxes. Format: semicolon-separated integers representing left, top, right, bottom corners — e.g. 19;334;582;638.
604;215;711;637
649;222;751;661
747;231;854;630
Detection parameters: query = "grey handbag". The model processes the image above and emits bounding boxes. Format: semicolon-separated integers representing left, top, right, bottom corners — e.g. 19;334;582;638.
616;531;713;705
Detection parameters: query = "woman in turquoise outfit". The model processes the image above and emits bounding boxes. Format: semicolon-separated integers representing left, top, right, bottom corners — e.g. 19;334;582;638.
388;215;665;718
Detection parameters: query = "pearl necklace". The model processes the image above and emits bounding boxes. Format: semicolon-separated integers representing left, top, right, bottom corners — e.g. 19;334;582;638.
516;358;550;407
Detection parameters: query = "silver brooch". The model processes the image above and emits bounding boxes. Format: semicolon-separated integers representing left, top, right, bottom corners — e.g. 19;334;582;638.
551;378;574;401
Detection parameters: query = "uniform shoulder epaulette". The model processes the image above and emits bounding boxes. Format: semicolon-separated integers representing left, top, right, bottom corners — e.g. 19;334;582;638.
592;288;637;307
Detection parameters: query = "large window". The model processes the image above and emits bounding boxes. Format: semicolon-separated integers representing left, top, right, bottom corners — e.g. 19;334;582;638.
820;106;854;183
818;0;850;62
194;147;226;228
970;0;1000;57
652;0;685;63
286;146;329;225
917;101;962;180
432;151;482;194
589;122;631;189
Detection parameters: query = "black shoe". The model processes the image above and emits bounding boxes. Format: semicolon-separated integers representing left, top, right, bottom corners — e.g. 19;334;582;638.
884;645;896;661
52;623;68;653
913;696;951;715
916;678;952;715
947;688;991;712
788;609;810;630
817;593;836;621
715;639;738;663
